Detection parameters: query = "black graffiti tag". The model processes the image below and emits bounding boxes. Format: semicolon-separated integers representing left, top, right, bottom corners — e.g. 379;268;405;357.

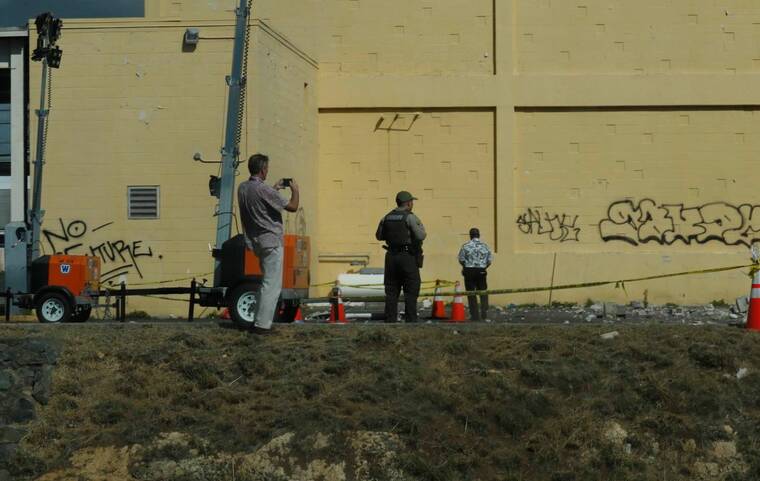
516;208;581;242
599;199;760;247
42;218;156;281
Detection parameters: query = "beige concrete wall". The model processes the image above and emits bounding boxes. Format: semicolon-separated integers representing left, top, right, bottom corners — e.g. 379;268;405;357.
516;1;760;75
316;109;495;291
145;0;494;75
29;18;317;315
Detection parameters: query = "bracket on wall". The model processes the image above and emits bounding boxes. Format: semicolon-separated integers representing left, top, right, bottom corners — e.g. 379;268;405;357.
374;112;421;132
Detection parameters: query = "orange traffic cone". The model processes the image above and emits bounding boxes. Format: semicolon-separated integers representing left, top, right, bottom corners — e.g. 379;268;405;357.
747;268;760;331
294;306;304;323
448;281;466;322
329;288;347;323
431;280;447;320
221;308;230;320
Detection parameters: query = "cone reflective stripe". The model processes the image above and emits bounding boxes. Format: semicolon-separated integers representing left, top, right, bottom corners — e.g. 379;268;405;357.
329;288;347;323
747;269;760;331
431;280;447;319
449;281;466;322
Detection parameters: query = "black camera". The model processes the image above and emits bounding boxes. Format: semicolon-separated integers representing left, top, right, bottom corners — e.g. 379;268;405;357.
282;178;293;187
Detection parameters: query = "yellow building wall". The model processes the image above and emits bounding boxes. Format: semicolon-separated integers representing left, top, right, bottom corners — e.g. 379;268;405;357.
316;109;495;289
516;1;760;75
29;18;317;315
145;0;494;75
28;0;760;314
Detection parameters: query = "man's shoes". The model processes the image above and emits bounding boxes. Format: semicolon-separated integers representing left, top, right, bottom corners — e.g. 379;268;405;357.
249;326;274;335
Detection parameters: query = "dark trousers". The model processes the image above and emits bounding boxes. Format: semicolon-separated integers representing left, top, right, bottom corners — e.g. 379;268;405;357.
463;267;489;321
384;251;421;322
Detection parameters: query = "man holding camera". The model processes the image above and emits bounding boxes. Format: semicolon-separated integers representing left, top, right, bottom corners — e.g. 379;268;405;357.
375;191;426;323
238;153;299;334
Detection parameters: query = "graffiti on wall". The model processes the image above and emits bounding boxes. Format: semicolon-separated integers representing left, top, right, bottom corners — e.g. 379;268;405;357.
42;218;158;283
599;199;760;247
516;208;581;242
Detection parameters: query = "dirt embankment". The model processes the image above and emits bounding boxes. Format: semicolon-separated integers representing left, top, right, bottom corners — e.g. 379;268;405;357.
1;322;759;481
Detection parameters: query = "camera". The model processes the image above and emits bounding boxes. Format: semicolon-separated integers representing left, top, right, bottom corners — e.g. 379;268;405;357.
282;178;292;187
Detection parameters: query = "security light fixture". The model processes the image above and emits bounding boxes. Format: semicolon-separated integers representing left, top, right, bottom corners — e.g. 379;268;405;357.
32;12;63;68
184;28;200;46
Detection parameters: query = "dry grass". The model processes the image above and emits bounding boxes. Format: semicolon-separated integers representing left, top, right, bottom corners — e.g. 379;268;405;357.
2;322;760;480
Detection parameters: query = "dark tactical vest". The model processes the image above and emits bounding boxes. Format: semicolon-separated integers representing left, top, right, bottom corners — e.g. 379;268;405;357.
382;210;412;247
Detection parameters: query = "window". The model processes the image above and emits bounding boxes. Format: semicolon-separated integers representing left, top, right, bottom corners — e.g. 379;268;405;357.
127;186;159;219
0;69;10;176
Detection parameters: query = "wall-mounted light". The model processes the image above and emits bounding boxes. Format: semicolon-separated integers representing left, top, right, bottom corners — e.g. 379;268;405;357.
184;28;200;48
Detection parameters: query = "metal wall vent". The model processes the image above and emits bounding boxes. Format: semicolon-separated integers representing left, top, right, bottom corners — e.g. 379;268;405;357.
128;186;159;219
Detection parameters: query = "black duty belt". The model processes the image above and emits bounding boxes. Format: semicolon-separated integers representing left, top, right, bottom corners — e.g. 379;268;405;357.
385;245;412;253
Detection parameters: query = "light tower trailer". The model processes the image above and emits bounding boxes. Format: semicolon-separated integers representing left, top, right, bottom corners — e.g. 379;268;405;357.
4;13;102;323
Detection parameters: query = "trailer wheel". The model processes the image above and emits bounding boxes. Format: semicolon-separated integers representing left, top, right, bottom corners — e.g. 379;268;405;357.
36;292;72;323
228;283;260;327
71;305;92;323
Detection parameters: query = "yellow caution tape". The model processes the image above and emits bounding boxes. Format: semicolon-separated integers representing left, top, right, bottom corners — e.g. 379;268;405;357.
103;273;214;288
309;279;456;289
307;262;758;302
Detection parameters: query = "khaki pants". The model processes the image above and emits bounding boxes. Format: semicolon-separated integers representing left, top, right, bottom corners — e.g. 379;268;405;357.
253;245;283;329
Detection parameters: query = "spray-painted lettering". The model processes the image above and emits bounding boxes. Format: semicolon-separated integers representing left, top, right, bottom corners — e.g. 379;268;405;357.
599;199;760;247
42;218;157;283
516;208;581;242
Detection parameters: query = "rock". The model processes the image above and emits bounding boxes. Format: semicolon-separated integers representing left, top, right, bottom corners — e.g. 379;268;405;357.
711;441;737;459
651;441;660;455
694;461;719;478
590;303;604;315
13;340;57;366
7;396;36;423
0;371;14;391
623;443;632;455
604;422;627;445
630;300;644;309
729;313;739;319
683;439;697;452
32;366;53;405
737;367;749;380
0;443;17;464
703;304;715;312
603;303;618;317
723;425;735;436
600;331;620;340
735;296;750;314
0;426;27;443
585;315;595;322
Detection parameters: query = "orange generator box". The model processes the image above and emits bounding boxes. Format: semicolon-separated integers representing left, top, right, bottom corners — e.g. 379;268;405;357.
30;254;101;296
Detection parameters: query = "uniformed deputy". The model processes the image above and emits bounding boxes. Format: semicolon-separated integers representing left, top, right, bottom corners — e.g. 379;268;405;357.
375;191;427;323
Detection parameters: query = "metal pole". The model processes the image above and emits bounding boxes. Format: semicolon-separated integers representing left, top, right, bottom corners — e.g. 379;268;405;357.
213;0;250;287
5;289;11;322
188;278;196;322
548;252;557;306
119;282;126;322
30;59;49;261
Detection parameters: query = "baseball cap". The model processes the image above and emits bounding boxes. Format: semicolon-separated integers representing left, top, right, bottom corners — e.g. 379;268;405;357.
395;191;418;203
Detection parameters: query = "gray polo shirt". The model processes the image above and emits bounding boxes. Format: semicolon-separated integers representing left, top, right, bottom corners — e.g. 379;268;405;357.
238;176;289;248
